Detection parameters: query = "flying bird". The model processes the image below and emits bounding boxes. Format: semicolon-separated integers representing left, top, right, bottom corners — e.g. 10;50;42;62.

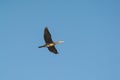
38;27;64;54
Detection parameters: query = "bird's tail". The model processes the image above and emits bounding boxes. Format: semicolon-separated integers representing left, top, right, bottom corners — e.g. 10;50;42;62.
55;40;64;44
38;45;45;48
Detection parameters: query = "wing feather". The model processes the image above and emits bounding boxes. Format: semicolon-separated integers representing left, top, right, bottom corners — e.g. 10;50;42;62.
44;27;53;43
48;46;58;54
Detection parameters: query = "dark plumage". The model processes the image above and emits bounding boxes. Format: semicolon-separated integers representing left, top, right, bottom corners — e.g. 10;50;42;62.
38;27;63;54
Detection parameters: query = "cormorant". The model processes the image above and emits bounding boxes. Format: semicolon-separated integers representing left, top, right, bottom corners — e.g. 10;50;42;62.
38;27;64;54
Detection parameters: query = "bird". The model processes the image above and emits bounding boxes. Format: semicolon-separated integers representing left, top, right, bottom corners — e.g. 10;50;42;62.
38;27;64;54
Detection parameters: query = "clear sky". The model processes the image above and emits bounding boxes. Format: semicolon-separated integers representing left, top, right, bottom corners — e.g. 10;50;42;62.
0;0;120;80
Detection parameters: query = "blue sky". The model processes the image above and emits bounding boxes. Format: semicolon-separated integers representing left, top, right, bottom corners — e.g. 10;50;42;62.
0;0;120;80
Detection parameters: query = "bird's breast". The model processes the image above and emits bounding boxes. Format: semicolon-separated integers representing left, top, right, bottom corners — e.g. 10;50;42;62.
46;43;55;47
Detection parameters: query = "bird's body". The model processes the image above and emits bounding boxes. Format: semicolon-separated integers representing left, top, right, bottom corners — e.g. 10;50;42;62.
38;27;63;54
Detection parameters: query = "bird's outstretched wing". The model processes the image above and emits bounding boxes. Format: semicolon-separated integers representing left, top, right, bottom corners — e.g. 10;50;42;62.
44;27;53;43
44;27;58;54
48;46;58;54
